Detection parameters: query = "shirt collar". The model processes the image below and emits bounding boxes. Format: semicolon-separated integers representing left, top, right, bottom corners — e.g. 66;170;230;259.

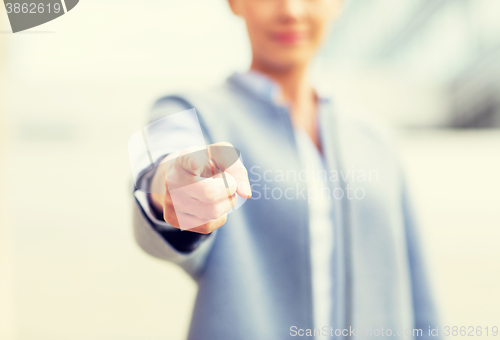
229;70;332;106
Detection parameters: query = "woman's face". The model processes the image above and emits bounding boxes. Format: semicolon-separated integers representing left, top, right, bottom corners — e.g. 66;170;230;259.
229;0;343;71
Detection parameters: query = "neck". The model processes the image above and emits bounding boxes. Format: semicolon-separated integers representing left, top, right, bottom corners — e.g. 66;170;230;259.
250;59;321;151
250;60;313;105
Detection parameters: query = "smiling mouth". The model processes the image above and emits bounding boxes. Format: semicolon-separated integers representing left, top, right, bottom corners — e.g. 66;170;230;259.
271;32;308;45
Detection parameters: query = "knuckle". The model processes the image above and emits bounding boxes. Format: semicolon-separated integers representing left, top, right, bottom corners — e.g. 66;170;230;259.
202;186;218;202
197;225;212;234
205;223;218;233
206;204;222;220
209;215;226;230
198;214;227;234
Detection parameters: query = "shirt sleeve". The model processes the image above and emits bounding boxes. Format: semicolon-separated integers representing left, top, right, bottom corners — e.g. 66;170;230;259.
134;185;175;231
130;97;217;276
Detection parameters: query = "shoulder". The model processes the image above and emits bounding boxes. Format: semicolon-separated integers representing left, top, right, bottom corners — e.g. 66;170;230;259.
147;78;254;144
150;78;245;117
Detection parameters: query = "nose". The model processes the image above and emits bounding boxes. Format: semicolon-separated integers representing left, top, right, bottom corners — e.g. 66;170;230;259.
277;0;307;23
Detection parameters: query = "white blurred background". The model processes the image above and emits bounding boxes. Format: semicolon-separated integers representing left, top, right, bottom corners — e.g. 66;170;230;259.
0;0;499;339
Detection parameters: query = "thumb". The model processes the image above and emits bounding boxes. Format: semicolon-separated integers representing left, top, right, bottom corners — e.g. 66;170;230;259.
209;143;252;199
176;146;214;177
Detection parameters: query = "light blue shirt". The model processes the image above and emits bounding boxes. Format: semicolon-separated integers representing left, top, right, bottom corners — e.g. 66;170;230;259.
131;70;441;340
134;70;337;334
295;128;335;336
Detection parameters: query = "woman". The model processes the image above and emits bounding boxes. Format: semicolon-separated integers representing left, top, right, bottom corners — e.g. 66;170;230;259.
131;0;440;339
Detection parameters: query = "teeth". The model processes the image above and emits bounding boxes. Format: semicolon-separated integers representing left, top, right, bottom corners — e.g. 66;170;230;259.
4;0;79;33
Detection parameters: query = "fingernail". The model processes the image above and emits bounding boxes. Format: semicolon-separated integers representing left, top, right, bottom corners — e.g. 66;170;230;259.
243;181;252;198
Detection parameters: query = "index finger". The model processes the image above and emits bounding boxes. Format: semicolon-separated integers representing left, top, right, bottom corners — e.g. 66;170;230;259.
209;143;252;198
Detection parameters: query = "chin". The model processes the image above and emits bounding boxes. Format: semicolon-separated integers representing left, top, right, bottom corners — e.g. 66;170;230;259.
269;52;312;71
254;44;314;72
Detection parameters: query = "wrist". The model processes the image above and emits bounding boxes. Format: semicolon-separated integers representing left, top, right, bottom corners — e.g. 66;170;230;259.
147;192;164;221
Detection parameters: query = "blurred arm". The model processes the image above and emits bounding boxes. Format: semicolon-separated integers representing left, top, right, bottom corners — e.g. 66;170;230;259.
402;175;441;337
131;98;216;278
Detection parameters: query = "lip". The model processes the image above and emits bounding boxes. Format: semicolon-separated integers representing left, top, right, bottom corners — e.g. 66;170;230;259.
271;31;307;45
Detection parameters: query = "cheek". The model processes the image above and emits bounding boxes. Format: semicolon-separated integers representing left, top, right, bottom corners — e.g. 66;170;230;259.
243;5;273;40
309;13;333;45
246;20;265;42
311;0;341;38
